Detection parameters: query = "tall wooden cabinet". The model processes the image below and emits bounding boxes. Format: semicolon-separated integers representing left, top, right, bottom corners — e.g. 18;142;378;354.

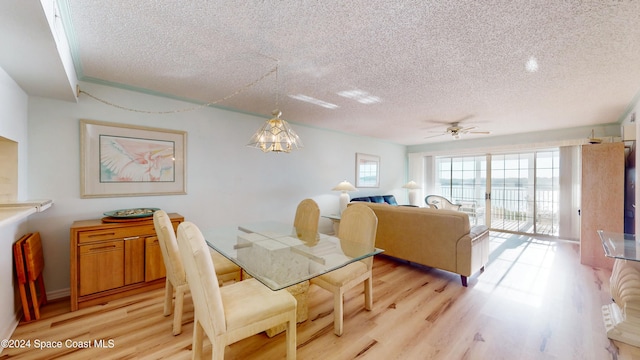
70;213;183;311
580;143;624;270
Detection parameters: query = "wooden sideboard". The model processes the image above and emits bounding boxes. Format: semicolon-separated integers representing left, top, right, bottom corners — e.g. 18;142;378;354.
70;213;183;311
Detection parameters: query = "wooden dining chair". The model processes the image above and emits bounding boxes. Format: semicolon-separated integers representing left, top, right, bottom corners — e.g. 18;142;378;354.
176;221;297;360
153;210;241;335
310;204;378;336
293;198;320;243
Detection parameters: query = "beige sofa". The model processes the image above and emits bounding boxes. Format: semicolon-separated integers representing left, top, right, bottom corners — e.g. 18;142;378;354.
353;202;490;286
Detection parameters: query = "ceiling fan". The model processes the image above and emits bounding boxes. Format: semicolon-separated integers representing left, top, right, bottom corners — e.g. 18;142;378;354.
424;116;491;140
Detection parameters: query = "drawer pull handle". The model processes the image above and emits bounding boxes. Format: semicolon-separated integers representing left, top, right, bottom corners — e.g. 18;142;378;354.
89;245;117;251
124;236;140;241
88;232;116;238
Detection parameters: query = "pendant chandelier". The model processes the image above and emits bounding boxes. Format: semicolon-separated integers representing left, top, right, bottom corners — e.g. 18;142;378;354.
246;109;303;153
247;62;303;153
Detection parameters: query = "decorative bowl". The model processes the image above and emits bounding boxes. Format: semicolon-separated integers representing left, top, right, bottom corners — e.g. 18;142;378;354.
103;208;160;218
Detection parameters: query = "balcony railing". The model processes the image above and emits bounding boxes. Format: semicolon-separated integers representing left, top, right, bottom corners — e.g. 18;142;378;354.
439;186;558;236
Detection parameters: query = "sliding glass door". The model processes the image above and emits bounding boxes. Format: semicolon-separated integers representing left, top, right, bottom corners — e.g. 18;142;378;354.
490;150;559;235
534;150;560;235
490;153;535;233
435;149;559;236
436;156;487;225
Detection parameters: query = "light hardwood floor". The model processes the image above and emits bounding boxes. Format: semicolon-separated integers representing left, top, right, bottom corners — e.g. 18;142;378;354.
1;232;631;359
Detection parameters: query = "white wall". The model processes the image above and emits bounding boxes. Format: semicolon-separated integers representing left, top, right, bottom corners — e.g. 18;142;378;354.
0;66;30;341
26;81;407;296
0;67;29;199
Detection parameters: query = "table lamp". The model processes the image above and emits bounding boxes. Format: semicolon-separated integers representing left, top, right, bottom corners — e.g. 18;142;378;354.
332;180;356;214
402;180;421;206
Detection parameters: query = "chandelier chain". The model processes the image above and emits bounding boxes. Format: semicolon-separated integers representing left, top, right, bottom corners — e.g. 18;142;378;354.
78;66;278;114
275;61;280;110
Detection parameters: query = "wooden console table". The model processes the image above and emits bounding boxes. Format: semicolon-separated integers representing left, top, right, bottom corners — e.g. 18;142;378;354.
69;213;183;311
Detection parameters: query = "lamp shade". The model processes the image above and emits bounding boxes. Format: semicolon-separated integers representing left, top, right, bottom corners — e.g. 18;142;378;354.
332;180;357;192
247;110;303;153
402;181;421;190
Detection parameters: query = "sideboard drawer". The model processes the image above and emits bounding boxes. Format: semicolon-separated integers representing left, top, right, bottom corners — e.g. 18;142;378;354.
78;229;124;244
77;224;156;244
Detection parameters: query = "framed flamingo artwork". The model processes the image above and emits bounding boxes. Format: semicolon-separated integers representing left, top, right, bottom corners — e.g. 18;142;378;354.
80;119;187;198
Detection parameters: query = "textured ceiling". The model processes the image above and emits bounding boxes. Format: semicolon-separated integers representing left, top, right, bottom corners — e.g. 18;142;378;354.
62;0;640;145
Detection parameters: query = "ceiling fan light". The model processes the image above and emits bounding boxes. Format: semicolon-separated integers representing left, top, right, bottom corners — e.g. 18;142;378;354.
423;117;490;140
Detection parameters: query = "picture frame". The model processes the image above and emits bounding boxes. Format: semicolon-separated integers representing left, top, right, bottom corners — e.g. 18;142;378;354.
80;119;187;198
355;153;380;188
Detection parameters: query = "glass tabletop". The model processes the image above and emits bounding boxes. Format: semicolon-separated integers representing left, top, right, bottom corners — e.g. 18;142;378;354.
598;230;640;262
201;221;383;290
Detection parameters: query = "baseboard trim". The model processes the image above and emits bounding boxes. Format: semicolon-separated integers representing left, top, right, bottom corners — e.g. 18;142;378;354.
0;316;19;355
47;287;70;300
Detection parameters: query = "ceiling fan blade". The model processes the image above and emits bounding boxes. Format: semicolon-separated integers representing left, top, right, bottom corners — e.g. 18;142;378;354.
424;114;477;128
468;131;491;134
424;119;454;125
454;114;475;123
424;133;446;139
420;123;449;131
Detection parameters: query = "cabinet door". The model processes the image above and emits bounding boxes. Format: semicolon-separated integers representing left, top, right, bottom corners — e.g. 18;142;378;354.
124;237;145;285
580;142;624;269
79;241;125;296
145;236;166;282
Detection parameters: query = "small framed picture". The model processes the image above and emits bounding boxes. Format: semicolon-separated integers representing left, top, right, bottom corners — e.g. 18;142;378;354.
355;153;380;188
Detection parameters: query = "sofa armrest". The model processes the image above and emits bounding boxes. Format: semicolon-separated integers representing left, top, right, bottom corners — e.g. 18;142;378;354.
470;225;488;240
469;225;490;277
456;224;490;279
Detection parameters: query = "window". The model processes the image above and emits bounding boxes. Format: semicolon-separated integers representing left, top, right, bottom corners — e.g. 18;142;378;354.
434;149;559;236
436;155;486;225
356;153;380;188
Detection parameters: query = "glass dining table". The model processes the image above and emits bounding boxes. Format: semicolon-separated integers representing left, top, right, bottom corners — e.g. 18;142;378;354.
201;221;383;291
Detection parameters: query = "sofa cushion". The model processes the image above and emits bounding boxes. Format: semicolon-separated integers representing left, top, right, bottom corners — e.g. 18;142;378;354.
383;195;398;206
351;195;397;205
370;196;385;203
